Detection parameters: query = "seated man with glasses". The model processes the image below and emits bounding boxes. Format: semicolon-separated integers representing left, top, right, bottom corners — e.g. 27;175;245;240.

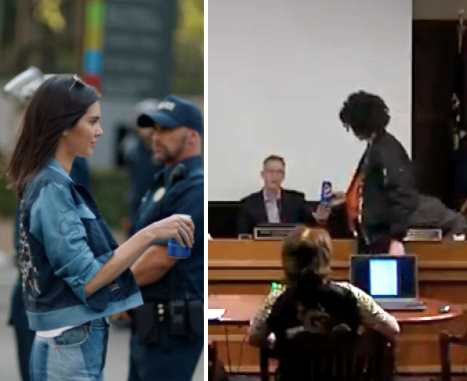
237;155;329;236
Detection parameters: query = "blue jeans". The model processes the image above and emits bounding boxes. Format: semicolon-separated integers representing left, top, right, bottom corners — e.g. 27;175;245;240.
30;318;109;381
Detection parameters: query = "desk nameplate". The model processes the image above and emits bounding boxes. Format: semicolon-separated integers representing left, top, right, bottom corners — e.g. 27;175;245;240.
253;226;295;240
404;228;442;242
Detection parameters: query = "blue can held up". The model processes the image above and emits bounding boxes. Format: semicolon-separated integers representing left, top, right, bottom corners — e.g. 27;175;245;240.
167;215;192;259
321;181;333;204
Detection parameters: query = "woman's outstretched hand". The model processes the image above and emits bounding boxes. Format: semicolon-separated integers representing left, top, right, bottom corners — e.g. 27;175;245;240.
148;214;195;248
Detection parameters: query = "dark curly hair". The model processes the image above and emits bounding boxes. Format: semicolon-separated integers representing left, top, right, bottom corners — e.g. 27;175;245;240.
339;91;390;139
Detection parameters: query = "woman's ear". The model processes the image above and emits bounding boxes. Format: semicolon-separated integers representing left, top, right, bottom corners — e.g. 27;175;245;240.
62;130;68;137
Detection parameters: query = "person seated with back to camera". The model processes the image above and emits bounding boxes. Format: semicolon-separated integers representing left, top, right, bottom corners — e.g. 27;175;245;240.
237;155;330;236
247;226;400;349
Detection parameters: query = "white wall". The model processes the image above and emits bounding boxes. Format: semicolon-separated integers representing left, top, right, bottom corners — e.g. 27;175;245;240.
208;0;412;201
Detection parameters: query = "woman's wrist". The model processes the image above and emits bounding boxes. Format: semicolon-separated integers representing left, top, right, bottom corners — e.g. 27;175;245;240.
139;225;159;246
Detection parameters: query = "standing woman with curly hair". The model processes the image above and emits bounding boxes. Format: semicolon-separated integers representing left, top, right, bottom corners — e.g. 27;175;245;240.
340;91;467;255
339;91;417;255
7;74;194;381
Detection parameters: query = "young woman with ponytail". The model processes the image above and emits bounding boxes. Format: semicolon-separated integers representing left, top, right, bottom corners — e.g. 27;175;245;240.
247;226;399;347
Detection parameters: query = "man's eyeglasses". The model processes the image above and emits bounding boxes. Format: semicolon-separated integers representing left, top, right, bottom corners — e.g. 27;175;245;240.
264;169;285;175
68;74;86;91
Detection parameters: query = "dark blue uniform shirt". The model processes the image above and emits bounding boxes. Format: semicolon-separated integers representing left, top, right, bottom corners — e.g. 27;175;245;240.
134;155;204;302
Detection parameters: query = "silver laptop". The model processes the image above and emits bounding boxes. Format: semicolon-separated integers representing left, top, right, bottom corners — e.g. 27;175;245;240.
349;254;425;311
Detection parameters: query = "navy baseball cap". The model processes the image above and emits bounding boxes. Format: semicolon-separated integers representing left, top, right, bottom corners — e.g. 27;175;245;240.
137;95;203;135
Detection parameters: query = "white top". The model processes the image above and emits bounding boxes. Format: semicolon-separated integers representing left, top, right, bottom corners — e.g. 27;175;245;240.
36;323;81;338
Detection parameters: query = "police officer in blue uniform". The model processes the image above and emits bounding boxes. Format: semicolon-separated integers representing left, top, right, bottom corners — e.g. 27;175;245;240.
112;95;204;381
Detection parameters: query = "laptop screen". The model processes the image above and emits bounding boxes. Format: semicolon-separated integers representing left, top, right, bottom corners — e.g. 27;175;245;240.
350;255;417;299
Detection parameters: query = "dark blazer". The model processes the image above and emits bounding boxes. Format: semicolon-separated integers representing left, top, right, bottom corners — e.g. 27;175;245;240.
237;189;314;235
360;130;419;242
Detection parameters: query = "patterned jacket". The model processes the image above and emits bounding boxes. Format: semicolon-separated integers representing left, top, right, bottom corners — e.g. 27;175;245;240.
248;281;391;346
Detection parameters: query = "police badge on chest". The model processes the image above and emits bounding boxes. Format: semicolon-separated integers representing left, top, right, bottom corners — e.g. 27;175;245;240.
153;187;166;202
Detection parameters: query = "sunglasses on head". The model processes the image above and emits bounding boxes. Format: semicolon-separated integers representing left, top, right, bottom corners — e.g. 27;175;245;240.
68;74;86;91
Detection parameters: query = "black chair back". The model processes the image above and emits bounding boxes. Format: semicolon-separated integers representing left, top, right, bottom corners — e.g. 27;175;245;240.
260;331;394;381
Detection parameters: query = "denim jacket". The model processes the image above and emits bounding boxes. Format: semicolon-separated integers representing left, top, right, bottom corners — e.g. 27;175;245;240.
19;159;143;331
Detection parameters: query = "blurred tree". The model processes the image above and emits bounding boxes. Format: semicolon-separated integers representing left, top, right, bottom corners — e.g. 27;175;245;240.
0;0;77;76
173;0;204;95
34;0;66;33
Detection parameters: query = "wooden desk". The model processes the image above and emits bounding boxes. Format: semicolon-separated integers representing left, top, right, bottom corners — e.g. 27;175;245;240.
209;239;467;303
208;294;463;374
208;239;467;374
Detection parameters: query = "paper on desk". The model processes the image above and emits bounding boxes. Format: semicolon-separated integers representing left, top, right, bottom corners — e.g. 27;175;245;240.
207;308;226;320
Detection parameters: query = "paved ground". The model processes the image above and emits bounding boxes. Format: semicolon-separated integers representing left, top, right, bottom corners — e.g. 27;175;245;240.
0;217;204;380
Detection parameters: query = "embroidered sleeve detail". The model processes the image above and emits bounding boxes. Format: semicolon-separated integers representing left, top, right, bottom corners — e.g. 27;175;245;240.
18;199;41;296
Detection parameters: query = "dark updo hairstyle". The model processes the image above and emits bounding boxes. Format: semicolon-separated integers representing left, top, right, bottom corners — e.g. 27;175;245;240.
339;90;390;139
281;226;361;333
7;74;101;196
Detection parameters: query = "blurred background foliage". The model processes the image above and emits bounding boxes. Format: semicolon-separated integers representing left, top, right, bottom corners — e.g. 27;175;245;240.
174;0;204;94
0;0;204;94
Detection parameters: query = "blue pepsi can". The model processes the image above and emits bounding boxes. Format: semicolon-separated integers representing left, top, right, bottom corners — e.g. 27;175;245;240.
321;181;332;204
167;215;192;259
168;238;191;259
